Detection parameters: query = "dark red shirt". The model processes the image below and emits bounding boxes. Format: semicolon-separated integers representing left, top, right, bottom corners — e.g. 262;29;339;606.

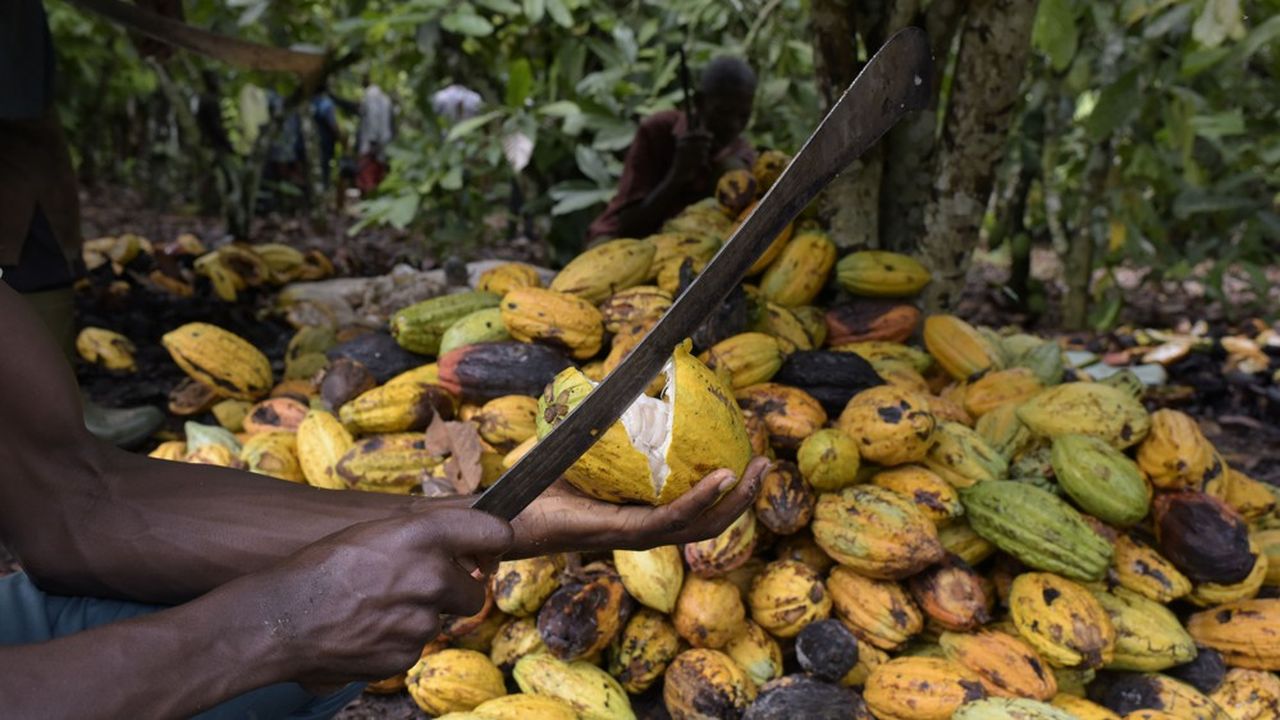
587;110;755;242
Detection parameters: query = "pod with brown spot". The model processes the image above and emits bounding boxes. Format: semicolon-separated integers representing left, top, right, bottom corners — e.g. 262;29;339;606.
1008;572;1116;670
836;385;937;466
674;576;747;649
1209;668;1280;720
684;511;759;578
537;563;631;662
1136;409;1217;490
748;559;832;639
872;465;964;526
863;656;987;720
811;485;945;580
1155;491;1256;586
490;616;546;672
663;649;757;720
735;383;827;451
1110;534;1192;604
752;461;815;536
493;555;563;617
405;648;506;716
940;629;1057;700
608;608;680;694
827;565;923;650
908;554;993;632
723;621;784;687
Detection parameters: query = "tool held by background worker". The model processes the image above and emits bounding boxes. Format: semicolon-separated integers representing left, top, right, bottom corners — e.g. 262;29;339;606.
474;26;934;520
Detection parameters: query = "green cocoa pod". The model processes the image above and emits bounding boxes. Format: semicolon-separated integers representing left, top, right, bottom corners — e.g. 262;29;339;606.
952;698;1076;720
1050;434;1152;527
1092;588;1196;672
923;421;1008;489
960;481;1113;581
1098;368;1145;399
390;291;501;355
439;307;511;356
1013;341;1065;387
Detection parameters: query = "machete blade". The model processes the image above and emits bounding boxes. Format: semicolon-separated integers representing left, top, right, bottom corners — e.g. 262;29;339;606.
474;27;933;520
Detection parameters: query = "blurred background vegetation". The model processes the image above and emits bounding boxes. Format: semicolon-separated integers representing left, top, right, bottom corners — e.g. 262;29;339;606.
46;0;1279;325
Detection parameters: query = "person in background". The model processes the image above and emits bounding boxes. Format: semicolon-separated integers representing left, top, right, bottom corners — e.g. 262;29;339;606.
587;56;757;243
311;79;344;190
431;83;483;125
0;0;163;447
355;73;394;194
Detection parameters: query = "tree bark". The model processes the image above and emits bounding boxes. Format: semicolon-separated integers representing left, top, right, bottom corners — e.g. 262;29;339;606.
880;0;960;252
918;0;1038;311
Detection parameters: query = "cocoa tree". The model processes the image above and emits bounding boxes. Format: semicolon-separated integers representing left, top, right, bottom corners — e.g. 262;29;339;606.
811;0;1038;311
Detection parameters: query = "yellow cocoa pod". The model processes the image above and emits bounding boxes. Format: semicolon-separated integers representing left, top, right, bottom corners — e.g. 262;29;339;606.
211;399;253;433
748;560;832;638
608;608;681;694
537;343;750;505
148;439;187;461
940;629;1057;700
1188;600;1280;671
836;340;934;373
752;150;789;192
827;566;923;650
385;362;440;388
938;520;998;566
797;428;862;492
406;649;505;716
1110;534;1193;603
599;285;672;334
489;617;545;672
477;262;542;296
663;649;757;720
493;555;563;617
613;545;683;614
550;238;655;304
512;653;634;720
1017;383;1151;450
1092;588;1196;671
1113;674;1232;720
184;443;241;468
964;368;1044;418
812;485;945;579
928;392;974;426
975;401;1036;461
836;250;932;297
923;315;1006;381
923;420;1009;489
239;431;304;483
501;287;604;360
836;385;937;466
647;232;721;283
790;305;829;347
733;383;826;451
1219;468;1277;522
738;204;794;276
1255;529;1280;587
871;465;963;526
1137;409;1217;490
1209;668;1280;720
1051;694;1122;719
698;333;789;390
470;693;577;720
750;301;813;350
841;641;891;687
684;510;759;578
758;230;837;307
1009;573;1116;669
864;656;987;720
723;621;783;687
339;382;455;435
162;322;273;400
473;395;538;451
335;433;442;492
241;397;309;435
76;327;137;371
715;168;757;217
673;576;746;649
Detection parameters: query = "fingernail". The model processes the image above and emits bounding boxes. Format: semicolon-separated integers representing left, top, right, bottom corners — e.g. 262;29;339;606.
717;472;738;493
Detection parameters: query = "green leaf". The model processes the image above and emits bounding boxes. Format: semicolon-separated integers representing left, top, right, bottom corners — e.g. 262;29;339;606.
575;146;612;185
545;0;573;27
613;25;638;64
386;194;421;229
505;58;534;108
1181;46;1233;76
537;100;581;117
1235;13;1280;60
1083;70;1140;141
1192;0;1246;48
1032;0;1078;72
440;166;464;191
475;0;521;14
446;110;504;141
441;10;494;37
1189;110;1245;140
523;0;544;22
550;186;615;215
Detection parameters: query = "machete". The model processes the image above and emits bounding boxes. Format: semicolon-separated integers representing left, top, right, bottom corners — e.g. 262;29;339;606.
67;0;328;81
474;27;933;520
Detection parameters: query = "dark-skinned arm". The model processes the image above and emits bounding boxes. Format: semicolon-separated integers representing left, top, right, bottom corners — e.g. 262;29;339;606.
612;129;713;238
0;506;510;719
0;281;765;604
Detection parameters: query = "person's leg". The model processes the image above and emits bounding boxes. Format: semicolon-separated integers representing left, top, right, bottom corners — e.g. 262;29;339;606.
0;572;364;719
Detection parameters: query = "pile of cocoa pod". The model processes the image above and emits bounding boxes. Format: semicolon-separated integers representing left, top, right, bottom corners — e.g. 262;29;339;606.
78;154;1280;720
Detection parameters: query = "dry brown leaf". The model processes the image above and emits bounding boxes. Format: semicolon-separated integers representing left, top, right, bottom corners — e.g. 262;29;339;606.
424;414;485;494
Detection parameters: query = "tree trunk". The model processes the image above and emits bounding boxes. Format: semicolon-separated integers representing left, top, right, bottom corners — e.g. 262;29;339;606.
1061;142;1111;329
918;0;1038;311
880;0;962;252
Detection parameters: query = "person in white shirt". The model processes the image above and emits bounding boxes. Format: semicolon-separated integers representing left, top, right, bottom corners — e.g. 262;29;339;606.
355;74;394;194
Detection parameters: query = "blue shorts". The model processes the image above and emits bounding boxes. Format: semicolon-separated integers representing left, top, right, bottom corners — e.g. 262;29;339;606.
0;572;365;719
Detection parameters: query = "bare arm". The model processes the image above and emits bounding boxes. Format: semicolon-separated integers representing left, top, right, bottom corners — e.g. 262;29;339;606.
612;130;713;238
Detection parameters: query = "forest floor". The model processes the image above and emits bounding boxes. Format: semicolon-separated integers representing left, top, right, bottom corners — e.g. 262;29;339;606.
2;187;1276;719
